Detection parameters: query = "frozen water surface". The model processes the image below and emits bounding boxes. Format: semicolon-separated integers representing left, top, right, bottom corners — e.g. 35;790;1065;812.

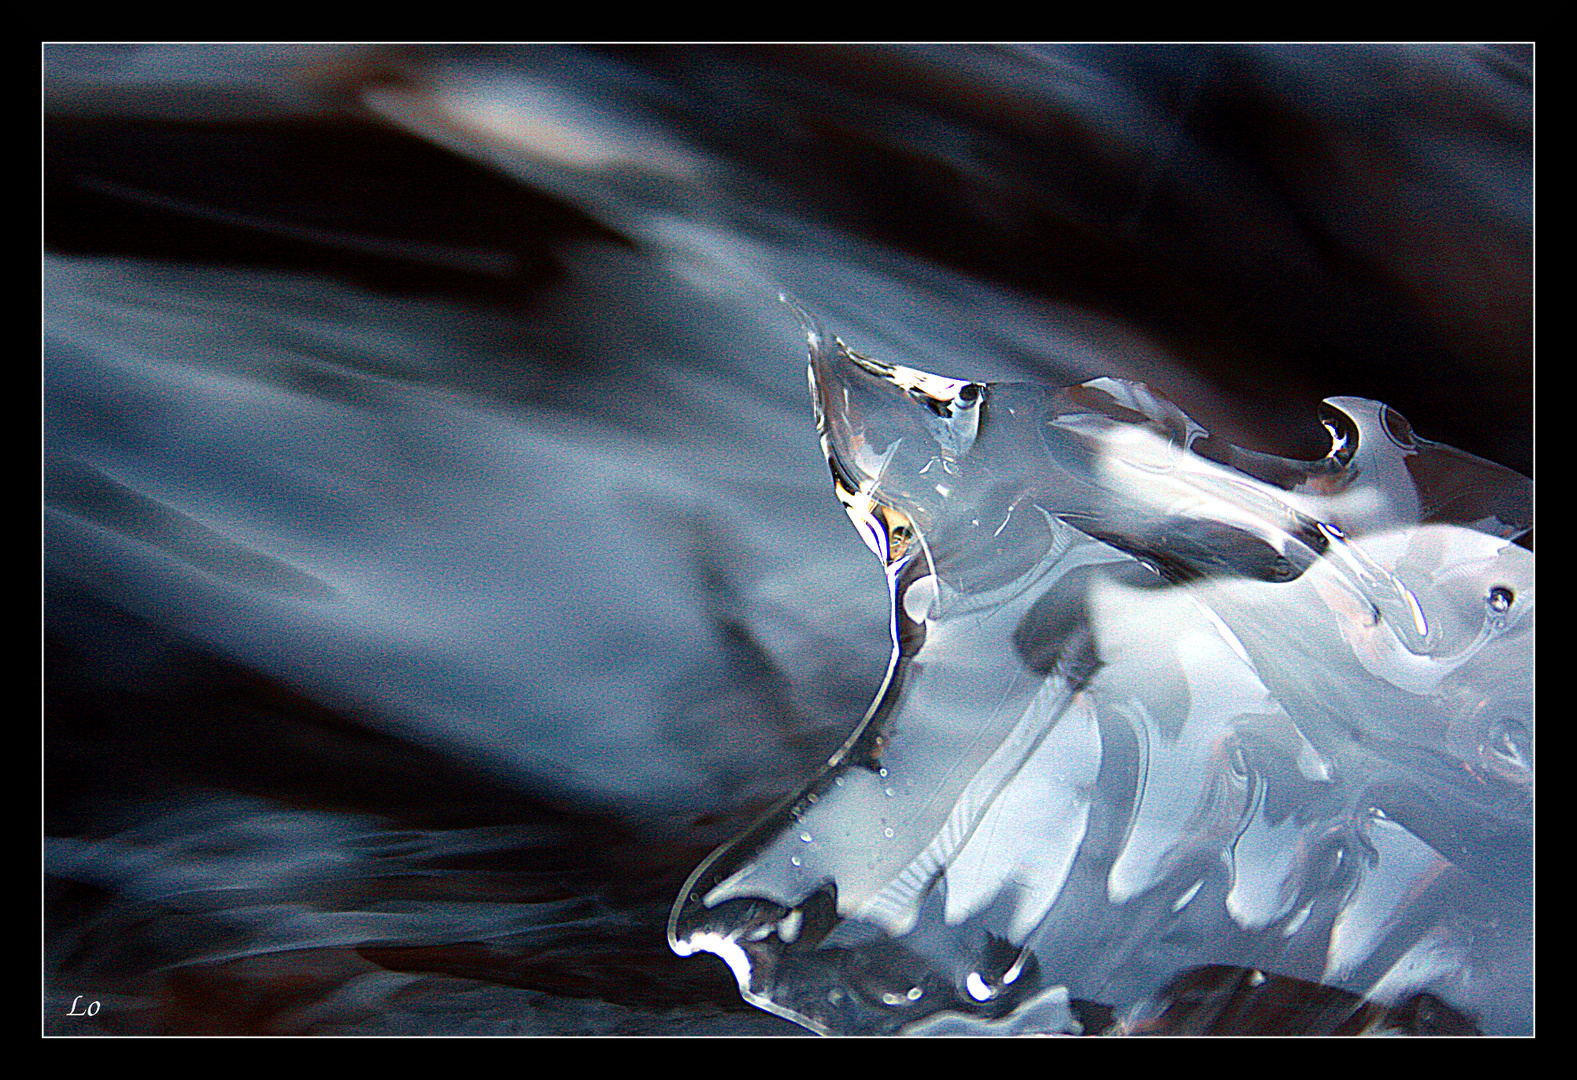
669;313;1532;1035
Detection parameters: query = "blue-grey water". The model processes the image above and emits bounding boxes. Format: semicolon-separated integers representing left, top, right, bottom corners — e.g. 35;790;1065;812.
45;44;1531;1035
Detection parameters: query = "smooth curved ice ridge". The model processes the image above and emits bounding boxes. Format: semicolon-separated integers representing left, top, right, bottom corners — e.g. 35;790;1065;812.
669;313;1532;1035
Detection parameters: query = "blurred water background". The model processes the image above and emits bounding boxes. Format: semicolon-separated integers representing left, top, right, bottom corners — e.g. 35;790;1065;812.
44;43;1531;1035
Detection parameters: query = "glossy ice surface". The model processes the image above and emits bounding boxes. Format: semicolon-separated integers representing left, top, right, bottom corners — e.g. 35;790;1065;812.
669;313;1533;1035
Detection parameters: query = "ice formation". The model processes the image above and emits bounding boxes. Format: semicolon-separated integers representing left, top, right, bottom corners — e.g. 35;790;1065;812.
669;315;1533;1035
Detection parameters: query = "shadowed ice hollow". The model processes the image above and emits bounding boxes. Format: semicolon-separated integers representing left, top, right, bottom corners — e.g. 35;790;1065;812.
668;309;1532;1035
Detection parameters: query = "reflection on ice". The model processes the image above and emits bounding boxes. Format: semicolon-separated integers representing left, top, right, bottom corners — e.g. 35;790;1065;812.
669;313;1532;1035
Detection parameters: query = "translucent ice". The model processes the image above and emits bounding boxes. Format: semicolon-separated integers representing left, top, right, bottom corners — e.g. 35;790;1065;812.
668;313;1532;1035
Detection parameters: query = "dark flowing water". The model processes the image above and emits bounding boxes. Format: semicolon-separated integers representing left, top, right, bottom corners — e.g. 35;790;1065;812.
44;44;1531;1036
